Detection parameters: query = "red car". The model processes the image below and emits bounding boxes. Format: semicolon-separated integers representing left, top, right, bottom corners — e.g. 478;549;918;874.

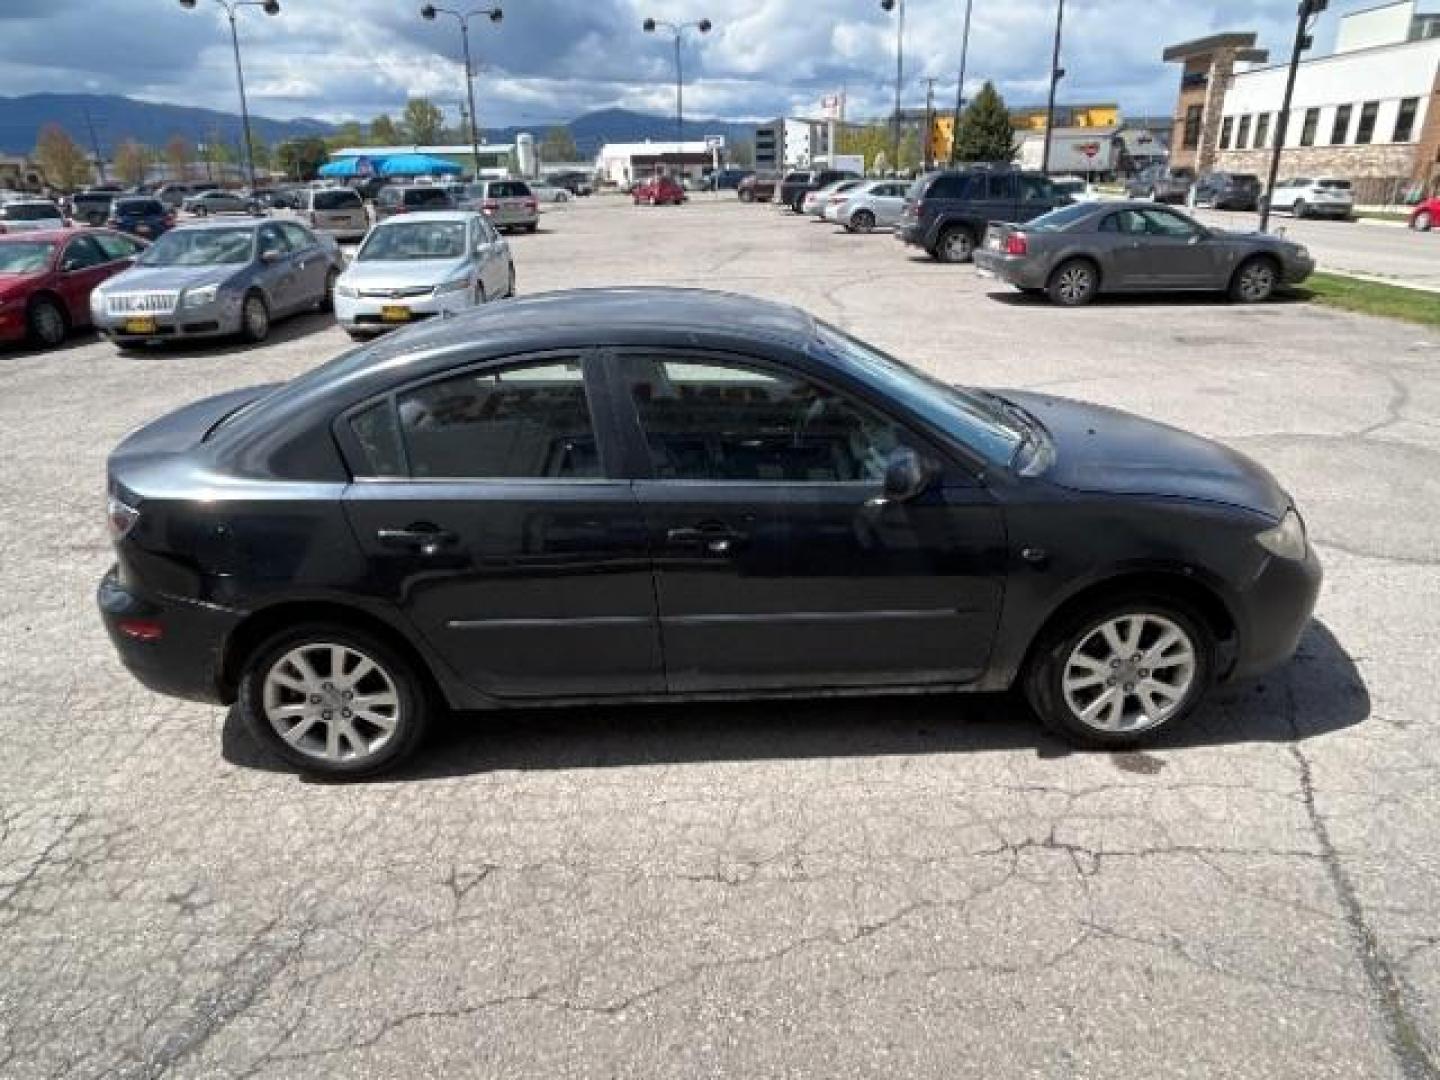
0;228;145;349
632;176;687;206
1408;196;1439;232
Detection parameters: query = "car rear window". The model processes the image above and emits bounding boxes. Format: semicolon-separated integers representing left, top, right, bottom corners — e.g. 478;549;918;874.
1318;179;1352;190
403;188;452;207
115;198;163;215
783;172;811;184
1;203;60;221
313;189;363;210
74;193;113;206
488;182;531;198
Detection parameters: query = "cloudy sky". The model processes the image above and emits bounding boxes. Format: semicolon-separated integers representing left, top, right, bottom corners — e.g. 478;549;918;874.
0;0;1366;128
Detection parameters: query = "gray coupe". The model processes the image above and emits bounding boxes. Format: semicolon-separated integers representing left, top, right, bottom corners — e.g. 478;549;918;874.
973;201;1315;306
90;219;345;346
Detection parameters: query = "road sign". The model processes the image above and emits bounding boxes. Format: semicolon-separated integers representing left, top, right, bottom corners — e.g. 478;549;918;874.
704;135;725;150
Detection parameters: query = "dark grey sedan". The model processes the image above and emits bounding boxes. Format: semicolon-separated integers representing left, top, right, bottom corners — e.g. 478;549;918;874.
90;219;344;346
973;201;1315;306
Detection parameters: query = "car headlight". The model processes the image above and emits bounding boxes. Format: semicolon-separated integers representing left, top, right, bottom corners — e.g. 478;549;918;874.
1257;508;1307;560
334;282;358;299
433;277;471;296
182;284;221;308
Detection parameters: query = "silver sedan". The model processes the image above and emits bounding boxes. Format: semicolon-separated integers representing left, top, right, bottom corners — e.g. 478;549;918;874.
821;179;910;232
90;219;344;346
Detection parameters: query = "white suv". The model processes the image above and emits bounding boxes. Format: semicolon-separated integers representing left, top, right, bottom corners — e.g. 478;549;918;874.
1265;177;1354;220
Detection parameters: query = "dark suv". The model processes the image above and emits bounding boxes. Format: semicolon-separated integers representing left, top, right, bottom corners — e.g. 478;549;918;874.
895;168;1067;263
1190;171;1261;212
779;169;861;213
373;185;455;221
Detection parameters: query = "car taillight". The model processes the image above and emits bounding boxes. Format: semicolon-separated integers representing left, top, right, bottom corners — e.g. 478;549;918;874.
482;199;499;212
107;495;140;540
117;617;164;642
524;199;537;210
1005;231;1029;255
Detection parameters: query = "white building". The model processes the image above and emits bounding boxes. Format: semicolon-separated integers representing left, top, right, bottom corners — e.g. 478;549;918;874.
594;141;715;186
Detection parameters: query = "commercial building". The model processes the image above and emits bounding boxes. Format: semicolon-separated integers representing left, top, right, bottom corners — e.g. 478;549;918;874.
1164;0;1440;201
594;141;717;186
752;118;836;170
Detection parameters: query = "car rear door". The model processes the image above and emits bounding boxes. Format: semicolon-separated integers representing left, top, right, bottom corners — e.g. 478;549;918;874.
608;350;1006;692
339;352;663;699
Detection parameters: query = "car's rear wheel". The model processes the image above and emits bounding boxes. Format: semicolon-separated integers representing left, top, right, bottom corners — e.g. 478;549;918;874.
1229;256;1278;303
238;623;431;778
936;227;975;263
850;209;876;233
26;297;68;348
1292;199;1308;219
320;268;339;312
739;188;754;203
1025;598;1213;747
505;264;516;298
240;291;270;343
1047;258;1098;306
525;222;538;232
1413;210;1433;232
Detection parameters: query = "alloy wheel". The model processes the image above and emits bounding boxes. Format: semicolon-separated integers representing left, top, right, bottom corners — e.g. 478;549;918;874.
243;295;269;340
1054;263;1095;304
1061;614;1196;733
941;229;973;262
851;210;875;233
262;643;400;764
1236;261;1275;302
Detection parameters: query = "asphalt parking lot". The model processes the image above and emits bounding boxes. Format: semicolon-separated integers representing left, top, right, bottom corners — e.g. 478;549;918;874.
2;195;1438;1078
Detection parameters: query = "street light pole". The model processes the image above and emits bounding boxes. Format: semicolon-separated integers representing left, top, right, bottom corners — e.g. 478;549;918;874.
178;0;280;194
1040;0;1066;174
948;0;973;165
421;5;503;181
642;17;713;157
1260;0;1327;231
880;0;905;168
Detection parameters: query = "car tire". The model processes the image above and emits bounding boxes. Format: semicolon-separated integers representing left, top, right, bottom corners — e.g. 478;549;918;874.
506;265;516;298
739;188;754;203
237;622;432;779
850;209;876;233
1024;595;1214;748
1046;258;1099;306
525;222;538;233
1413;211;1433;232
239;290;270;343
26;296;68;348
1229;256;1279;303
1292;199;1307;219
320;268;339;312
936;227;975;263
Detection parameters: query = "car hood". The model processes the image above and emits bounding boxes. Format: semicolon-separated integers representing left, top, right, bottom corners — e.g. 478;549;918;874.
1000;390;1289;519
96;264;247;293
340;257;468;289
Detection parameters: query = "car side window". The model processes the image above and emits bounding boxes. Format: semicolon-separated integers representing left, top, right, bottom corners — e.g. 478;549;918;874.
61;235;107;271
396;359;599;480
1103;209;1148;235
278;222;315;250
927;174;972;199
1139;209;1200;238
258;224;290;257
984;174;1014;199
620;356;916;483
92;232;141;261
1019;175;1054;202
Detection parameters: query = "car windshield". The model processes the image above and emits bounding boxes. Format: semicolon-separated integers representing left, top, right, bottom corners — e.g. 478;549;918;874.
2;203;61;221
814;323;1026;466
115;199;162;214
357;220;467;261
1318;179;1352;190
138;227;254;266
0;241;56;273
489;182;530;197
1026;202;1095;231
313;189;362;210
404;189;451;207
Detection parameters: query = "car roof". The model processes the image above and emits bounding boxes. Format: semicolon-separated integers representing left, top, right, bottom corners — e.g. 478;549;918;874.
0;228;72;242
3;200;62;209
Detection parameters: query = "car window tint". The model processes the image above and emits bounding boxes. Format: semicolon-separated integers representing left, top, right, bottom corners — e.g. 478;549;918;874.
1139;209;1199;238
0;241;57;272
983;174;1013;199
622;357;913;483
1019;175;1055;202
398;360;598;479
926;174;972;199
279;222;314;250
489;182;530;198
258;224;291;255
349;401;406;477
405;188;451;207
61;235;107;270
92;231;141;260
2;203;60;221
313;188;362;210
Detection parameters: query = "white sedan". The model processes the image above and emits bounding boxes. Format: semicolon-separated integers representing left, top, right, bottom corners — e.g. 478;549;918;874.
0;199;66;233
333;211;514;339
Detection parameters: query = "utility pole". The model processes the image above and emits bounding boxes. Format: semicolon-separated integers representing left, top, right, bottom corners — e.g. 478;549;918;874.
421;5;504;181
949;0;973;165
1040;0;1066;174
921;76;938;171
82;107;106;183
881;0;906;168
642;16;713;159
1260;0;1327;231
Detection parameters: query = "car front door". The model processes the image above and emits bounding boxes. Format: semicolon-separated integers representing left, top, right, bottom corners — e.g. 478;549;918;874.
474;216;508;298
1132;207;1218;286
255;223;300;313
609;351;1006;692
340;353;662;699
56;234;112;325
278;222;329;304
873;183;907;225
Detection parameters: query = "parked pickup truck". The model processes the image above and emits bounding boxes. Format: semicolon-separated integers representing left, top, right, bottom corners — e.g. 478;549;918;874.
894;167;1069;262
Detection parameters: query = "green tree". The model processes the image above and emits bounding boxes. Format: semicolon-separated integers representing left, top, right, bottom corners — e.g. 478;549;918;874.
402;98;445;145
164;134;194;181
728;137;754;166
897;128;921;173
369;114;400;144
539;125;579;162
33;123;91;189
837;123;891;174
952;80;1016;164
113;139;150;187
276;136;330;180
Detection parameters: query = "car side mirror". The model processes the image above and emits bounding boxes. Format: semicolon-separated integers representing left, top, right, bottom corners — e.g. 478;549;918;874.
879;446;935;504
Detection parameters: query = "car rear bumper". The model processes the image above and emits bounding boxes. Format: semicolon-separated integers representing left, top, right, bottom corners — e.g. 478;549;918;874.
0;306;28;343
973;249;1049;289
1228;542;1323;681
97;566;240;705
894;221;923;245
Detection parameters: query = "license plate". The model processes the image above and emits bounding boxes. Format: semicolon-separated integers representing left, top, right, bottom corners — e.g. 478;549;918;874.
124;317;157;334
381;306;411;323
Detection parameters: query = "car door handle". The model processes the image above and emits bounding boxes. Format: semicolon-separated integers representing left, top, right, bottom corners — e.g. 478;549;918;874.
376;524;459;556
666;524;746;555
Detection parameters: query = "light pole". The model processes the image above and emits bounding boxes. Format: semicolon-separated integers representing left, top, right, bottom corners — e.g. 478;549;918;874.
421;4;503;180
880;0;905;170
948;0;973;165
178;0;279;194
1260;0;1327;231
643;16;712;154
1039;0;1065;174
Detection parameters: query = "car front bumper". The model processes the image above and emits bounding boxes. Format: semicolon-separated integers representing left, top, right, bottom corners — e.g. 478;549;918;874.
334;286;474;334
98;565;242;705
1229;540;1323;681
93;294;243;342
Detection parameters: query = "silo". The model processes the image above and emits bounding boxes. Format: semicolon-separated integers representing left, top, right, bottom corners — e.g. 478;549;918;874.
516;132;537;179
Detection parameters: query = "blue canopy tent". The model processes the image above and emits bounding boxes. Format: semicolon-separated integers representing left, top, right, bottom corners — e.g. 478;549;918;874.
316;158;363;178
377;154;463;177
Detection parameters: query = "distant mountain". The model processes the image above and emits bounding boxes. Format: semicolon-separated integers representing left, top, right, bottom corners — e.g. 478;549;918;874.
486;108;760;158
0;93;335;155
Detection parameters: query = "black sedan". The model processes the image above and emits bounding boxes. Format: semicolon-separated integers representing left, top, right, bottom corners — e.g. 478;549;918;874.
99;288;1321;777
974;201;1315;306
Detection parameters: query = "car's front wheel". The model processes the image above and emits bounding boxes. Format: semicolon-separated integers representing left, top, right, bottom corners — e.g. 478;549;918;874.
26;296;68;348
1025;599;1213;747
1292;199;1308;219
1229;256;1278;303
1413;210;1433;232
240;291;270;343
238;623;431;778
